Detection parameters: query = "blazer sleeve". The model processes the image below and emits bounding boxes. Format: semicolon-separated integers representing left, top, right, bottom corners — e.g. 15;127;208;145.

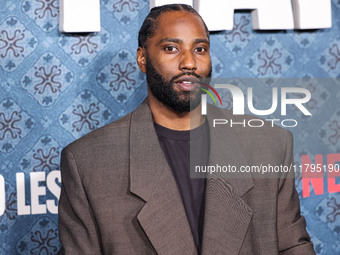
58;147;102;255
277;131;316;255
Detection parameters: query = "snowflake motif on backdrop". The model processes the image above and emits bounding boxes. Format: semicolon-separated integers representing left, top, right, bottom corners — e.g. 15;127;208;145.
21;52;74;106
21;0;59;32
97;50;143;103
319;109;340;153
16;217;60;255
329;120;340;145
319;39;340;78
316;193;340;235
258;49;282;75
0;112;21;140
328;44;340;70
247;38;293;77
69;35;100;55
0;183;17;234
59;90;112;138
326;198;340;223
58;28;110;67
19;135;60;174
0;98;34;153
0;16;37;72
217;14;254;54
102;0;147;24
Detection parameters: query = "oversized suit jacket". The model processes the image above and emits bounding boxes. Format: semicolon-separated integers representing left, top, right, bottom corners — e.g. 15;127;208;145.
58;100;316;255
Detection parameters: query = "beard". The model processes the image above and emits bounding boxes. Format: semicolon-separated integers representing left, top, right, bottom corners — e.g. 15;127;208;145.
145;55;212;113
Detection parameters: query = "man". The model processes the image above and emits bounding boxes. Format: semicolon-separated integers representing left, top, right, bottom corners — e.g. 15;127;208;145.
58;4;315;255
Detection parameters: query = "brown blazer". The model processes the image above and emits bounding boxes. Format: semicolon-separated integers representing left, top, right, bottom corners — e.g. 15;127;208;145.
58;100;315;255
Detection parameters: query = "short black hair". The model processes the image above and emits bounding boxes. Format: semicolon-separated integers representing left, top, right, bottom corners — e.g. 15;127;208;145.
138;4;209;48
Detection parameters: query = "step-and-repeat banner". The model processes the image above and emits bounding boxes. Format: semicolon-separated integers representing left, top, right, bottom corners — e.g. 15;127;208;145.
0;0;339;254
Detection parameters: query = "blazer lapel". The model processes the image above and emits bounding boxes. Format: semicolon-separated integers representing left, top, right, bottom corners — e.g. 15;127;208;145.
129;100;197;255
202;105;254;255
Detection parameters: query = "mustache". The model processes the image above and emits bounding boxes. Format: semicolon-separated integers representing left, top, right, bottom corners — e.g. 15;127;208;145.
169;72;211;85
169;72;200;84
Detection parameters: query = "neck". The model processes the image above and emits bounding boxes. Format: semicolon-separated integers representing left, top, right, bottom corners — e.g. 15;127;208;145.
148;91;204;131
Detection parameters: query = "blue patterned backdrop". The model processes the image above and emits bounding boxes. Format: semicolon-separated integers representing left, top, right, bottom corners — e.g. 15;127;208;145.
0;0;339;254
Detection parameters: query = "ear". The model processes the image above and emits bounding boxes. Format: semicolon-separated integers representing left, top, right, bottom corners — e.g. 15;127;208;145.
136;47;146;73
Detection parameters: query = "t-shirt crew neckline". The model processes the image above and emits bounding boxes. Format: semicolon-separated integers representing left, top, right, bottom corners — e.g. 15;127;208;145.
153;120;207;141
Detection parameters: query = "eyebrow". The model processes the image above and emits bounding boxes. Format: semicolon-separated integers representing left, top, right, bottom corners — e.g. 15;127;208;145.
157;37;210;46
194;38;210;45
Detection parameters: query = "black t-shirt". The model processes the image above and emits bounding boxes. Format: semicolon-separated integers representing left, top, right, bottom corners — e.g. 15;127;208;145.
154;120;209;254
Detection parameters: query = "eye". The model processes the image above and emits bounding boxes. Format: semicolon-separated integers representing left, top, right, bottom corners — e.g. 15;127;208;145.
195;47;207;53
164;46;178;53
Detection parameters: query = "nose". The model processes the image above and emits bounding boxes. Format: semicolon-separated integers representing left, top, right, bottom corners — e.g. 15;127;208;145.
179;50;197;71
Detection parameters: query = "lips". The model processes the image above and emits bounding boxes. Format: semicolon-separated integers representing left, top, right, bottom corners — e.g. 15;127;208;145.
174;76;200;91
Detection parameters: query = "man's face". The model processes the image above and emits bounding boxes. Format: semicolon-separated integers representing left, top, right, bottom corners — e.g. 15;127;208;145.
141;11;212;113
